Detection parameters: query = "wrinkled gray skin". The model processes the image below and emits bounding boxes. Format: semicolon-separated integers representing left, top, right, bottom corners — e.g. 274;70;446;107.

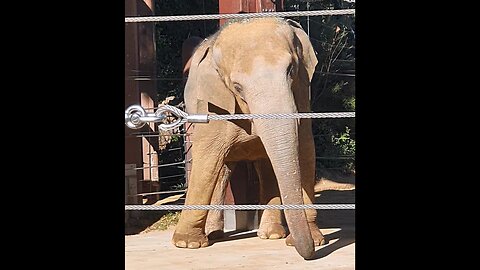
172;18;324;259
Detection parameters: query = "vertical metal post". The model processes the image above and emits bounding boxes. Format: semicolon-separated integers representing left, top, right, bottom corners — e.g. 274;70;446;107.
306;1;310;36
181;36;204;188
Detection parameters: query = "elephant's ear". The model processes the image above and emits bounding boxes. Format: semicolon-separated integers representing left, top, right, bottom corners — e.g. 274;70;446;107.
184;39;236;115
287;19;318;82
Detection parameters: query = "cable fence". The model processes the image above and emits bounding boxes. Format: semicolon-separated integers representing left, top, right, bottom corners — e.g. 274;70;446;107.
125;9;355;23
124;7;355;213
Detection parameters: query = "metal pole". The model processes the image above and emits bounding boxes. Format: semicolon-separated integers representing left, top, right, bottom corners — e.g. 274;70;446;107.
306;1;310;36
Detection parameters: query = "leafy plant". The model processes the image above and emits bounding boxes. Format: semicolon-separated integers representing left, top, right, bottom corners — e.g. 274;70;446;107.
332;127;355;157
171;182;187;190
141;211;181;233
285;0;356;173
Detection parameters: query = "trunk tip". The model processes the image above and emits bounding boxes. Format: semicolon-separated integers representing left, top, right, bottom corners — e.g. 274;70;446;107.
294;238;315;260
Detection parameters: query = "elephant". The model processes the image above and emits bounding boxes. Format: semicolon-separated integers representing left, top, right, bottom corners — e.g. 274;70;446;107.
172;17;323;259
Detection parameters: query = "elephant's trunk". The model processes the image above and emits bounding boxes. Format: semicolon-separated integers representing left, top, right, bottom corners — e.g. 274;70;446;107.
249;90;315;259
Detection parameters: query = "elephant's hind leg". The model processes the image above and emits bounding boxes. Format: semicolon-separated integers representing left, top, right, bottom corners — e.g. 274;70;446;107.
205;163;235;240
255;159;287;240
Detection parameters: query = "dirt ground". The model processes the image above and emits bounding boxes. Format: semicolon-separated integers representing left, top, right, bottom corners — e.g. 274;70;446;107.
125;226;355;270
125;178;355;269
125;190;355;270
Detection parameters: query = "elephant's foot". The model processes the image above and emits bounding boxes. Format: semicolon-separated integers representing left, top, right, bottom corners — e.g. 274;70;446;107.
257;223;287;239
172;227;209;249
286;222;326;246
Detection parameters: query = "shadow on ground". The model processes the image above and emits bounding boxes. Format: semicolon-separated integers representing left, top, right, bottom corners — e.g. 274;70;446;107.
207;225;354;261
311;228;355;260
209;230;259;245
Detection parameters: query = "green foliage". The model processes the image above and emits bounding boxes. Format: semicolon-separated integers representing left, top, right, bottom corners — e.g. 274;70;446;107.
170;135;180;143
343;96;355;110
285;0;355;173
171;182;187;190
333;127;355;156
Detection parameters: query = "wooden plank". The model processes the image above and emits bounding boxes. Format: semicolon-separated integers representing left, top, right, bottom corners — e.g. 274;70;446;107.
152;194;185;205
130;189;186;197
125;0;158;197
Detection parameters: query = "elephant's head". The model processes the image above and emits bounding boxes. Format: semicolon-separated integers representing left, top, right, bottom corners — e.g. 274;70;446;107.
185;18;318;259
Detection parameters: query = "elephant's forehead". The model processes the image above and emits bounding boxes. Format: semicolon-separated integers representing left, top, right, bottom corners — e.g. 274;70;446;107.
231;55;290;81
214;19;293;74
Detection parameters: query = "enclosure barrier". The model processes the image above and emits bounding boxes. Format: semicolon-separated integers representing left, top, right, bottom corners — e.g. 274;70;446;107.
125;204;355;210
125;104;355;131
125;9;355;23
125;7;355;212
125;104;355;211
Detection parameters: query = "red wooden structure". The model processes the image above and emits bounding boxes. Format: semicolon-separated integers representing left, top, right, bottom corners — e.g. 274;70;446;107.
219;0;284;25
125;0;159;204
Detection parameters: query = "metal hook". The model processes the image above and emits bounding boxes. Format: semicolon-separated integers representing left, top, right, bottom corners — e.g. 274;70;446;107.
156;105;188;131
125;105;168;129
125;105;147;129
125;104;209;131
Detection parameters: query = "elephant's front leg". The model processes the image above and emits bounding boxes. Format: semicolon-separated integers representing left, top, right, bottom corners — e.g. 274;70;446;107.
172;124;230;249
255;159;287;240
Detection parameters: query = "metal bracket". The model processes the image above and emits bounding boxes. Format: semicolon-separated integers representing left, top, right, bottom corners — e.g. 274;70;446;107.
125;104;210;130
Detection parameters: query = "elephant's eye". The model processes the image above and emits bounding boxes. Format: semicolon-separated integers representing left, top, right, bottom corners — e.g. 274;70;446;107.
233;82;243;92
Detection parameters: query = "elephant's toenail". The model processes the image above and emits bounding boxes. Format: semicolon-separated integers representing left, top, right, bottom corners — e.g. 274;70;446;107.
188;242;200;248
269;233;281;239
175;241;187;248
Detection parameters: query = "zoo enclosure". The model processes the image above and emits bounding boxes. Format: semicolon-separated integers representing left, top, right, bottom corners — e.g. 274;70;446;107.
125;0;355;225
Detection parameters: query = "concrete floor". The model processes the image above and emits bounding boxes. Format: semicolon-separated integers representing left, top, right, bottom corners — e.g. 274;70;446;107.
125;226;355;270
